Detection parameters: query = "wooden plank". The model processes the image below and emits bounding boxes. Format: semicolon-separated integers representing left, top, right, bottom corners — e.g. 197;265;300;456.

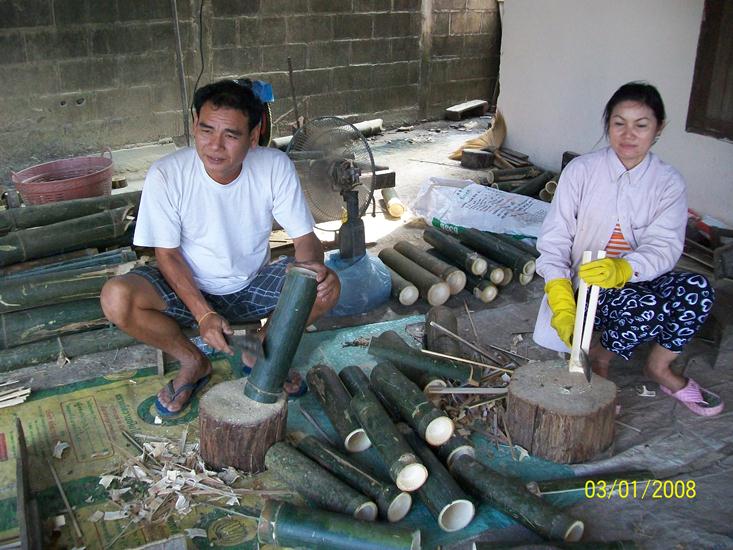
444;100;489;121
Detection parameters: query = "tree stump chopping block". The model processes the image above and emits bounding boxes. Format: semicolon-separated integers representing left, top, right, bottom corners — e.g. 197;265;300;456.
505;360;617;464
200;379;288;473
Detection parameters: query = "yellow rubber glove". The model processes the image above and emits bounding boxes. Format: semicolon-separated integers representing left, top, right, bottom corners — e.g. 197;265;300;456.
545;278;575;348
579;258;633;288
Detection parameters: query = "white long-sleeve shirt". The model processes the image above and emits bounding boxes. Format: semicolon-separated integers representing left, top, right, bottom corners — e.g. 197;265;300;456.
532;147;687;352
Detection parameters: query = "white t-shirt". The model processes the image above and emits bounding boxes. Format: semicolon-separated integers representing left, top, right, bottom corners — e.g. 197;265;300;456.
134;147;315;295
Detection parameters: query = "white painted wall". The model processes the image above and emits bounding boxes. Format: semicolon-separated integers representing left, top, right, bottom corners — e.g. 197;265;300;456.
499;0;733;226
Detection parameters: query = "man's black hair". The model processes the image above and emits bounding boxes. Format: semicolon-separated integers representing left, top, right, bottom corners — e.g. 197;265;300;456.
193;79;264;131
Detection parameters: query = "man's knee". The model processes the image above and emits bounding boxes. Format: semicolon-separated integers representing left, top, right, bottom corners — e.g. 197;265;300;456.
100;277;135;324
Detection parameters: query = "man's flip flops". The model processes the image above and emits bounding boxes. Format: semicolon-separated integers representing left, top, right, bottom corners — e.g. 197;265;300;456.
155;375;210;417
660;378;724;417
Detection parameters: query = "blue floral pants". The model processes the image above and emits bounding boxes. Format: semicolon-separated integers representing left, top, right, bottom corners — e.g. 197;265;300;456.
593;271;715;359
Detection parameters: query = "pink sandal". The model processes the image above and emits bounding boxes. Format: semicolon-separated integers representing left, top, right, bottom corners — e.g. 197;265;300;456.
660;378;724;417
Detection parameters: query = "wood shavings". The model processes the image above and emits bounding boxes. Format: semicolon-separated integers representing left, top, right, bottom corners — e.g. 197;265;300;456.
0;384;31;408
186;528;208;539
218;467;240;486
99;475;120;489
342;337;370;348
53;441;70;459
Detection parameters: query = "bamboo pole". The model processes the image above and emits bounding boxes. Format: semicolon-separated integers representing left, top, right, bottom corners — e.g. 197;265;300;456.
459;229;536;276
398;423;474;532
513;171;554;197
436;434;475;469
370;361;454;446
425;306;459;358
0;298;108;350
423;228;487;276
381;188;406;218
349;395;428;492
257;500;421;550
368;330;477;386
0;327;137;373
486;232;540;259
449;454;584;541
0;191;142;236
244;267;317;403
465;273;498;303
0;248;96;277
378;248;450;306
306;365;371;452
0;206;134;267
370;331;448;392
264;442;378;520
387;267;419;306
290;432;412;522
484;167;539;184
394;241;466;295
339;364;402;421
426;248;503;286
3;248;138;281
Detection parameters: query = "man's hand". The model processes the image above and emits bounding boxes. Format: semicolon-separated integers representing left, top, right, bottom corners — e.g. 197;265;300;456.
292;261;340;304
579;258;632;288
545;278;576;348
198;311;234;354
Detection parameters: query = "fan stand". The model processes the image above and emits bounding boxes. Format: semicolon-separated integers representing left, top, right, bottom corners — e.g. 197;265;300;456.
339;189;366;259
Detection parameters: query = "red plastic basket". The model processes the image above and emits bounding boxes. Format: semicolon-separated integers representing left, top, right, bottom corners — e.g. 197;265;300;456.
11;149;114;205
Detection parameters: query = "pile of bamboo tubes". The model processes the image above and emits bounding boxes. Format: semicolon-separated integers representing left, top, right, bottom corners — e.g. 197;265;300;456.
0;192;145;373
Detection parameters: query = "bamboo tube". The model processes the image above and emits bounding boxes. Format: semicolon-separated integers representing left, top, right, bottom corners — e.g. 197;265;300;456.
539;189;554;202
339;364;402;421
371;331;447;392
368;331;476;386
244;267;317;403
398;423;474;532
0;262;138;314
381;188;406;218
393;241;466;295
370;361;454;446
0;327;137;373
378;248;450;306
387;267;419;306
545;179;558;194
526;470;655;497
425;306;459;358
0;248;97;277
0;191;142;236
486;232;540;259
425;248;504;286
513;171;554;197
490;181;520;192
4;248;138;281
0;298;107;350
484;167;539;184
460;228;536;276
0;206;133;267
499;267;514;286
423;228;487;276
349;395;428;492
306;365;371;452
464;273;498;303
265;442;377;520
436;434;475;469
290;432;412;522
257;500;421;550
519;272;534;286
449;454;584;541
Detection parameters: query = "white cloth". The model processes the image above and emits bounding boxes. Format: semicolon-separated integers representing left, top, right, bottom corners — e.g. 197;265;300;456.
134;147;315;295
533;147;687;352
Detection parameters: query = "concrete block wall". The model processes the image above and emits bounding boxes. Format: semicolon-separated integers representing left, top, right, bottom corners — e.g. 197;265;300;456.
0;0;499;178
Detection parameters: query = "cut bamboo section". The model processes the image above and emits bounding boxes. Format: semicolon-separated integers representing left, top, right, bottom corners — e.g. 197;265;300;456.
465;273;498;303
378;248;450;306
425;306;459;359
423;228;487;276
370;331;448;392
381;188;406;218
398;423;474;532
370;361;454;446
306;365;371;452
0;206;134;267
244;267;317;403
450;454;584;541
368;330;476;386
3;247;138;281
257;500;421;550
265;442;378;521
518;272;534;286
459;229;536;277
290;432;411;522
499;267;514;287
425;248;503;287
0;191;142;236
484;167;539;184
486;232;540;259
387;267;419;306
338;365;374;400
394;241;466;295
0;248;96;277
513;171;554;197
436;434;475;469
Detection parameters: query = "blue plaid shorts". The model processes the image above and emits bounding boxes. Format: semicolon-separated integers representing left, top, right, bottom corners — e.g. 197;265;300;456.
132;256;295;327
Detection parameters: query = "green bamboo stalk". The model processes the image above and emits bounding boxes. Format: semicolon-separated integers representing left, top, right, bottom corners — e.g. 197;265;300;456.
394;241;466;295
371;331;446;392
257;500;421;550
265;442;378;520
0;262;138;314
0;298;108;350
513;171;554;197
450;454;584;541
499;266;514;287
485;167;539;184
423;228;487;276
0;206;133;267
244;267;317;403
339;364;402;421
306;364;371;452
425;306;459;358
464;273;498;303
426;248;503;285
398;423;474;532
6;248;138;279
459;228;536;276
387;267;419;306
368;330;476;386
0;248;97;277
435;434;475;469
0;191;141;236
0;327;138;373
378;248;450;306
370;361;454;446
486;232;540;259
290;432;412;522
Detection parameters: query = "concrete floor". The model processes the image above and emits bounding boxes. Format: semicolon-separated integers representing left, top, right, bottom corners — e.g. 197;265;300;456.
10;118;733;549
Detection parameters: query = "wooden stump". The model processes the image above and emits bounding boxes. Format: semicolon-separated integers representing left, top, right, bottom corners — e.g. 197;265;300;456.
506;360;616;463
200;379;287;473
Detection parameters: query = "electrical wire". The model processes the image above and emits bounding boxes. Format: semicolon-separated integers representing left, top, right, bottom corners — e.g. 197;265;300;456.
189;0;206;120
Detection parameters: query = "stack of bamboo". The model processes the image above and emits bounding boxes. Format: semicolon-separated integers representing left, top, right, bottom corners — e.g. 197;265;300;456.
0;192;145;373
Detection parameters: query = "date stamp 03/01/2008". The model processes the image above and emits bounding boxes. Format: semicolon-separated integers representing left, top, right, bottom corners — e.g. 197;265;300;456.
584;479;696;500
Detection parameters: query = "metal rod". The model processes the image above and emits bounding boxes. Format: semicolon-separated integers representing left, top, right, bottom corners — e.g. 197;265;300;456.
287;57;300;128
419;349;513;373
428;321;530;362
46;459;83;543
427;387;508;395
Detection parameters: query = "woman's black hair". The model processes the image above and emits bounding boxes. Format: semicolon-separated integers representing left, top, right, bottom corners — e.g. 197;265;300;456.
193;79;264;131
603;81;665;135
